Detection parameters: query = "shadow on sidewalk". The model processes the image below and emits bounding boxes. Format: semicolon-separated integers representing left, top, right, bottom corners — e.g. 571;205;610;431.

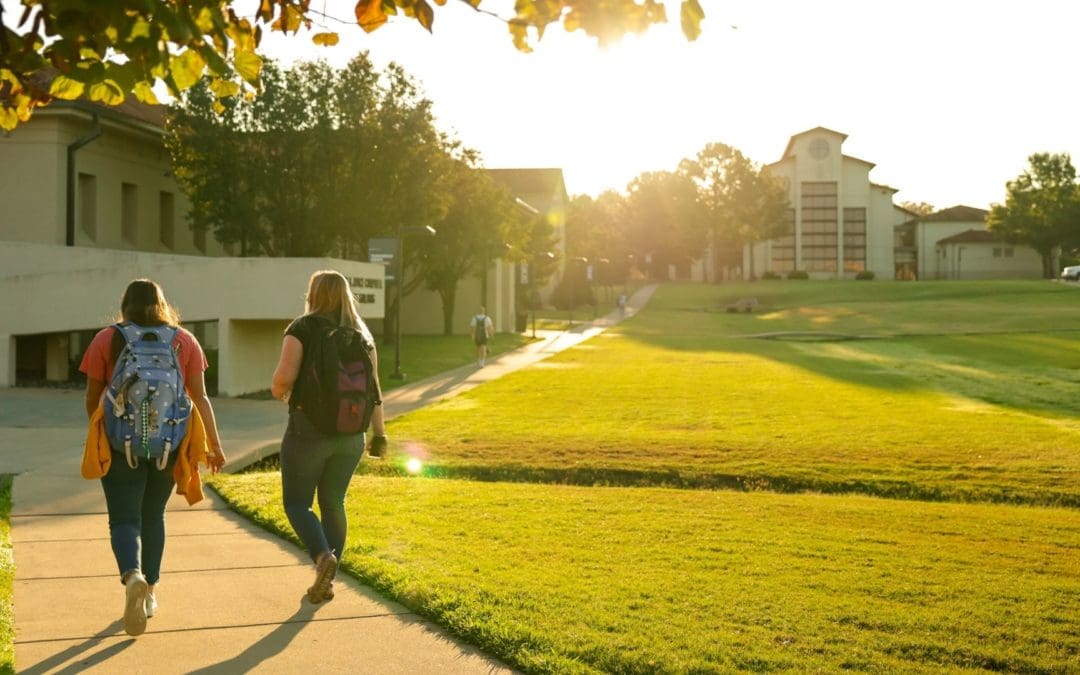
19;619;130;675
186;599;322;674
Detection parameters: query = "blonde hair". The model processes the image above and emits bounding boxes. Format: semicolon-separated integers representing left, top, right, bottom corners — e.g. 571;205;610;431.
305;270;373;343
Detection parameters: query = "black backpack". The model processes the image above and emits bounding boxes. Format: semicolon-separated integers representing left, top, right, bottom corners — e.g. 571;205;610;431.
294;320;381;435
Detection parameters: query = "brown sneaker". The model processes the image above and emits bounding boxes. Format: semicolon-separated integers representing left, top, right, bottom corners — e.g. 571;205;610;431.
306;552;338;604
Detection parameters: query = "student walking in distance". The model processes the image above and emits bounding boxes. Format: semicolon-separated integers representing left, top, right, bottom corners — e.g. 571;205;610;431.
470;307;494;367
271;270;387;604
80;279;226;637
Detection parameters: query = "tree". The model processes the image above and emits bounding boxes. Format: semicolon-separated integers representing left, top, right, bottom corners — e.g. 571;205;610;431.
681;142;790;280
622;170;706;279
415;154;528;334
988;152;1080;278
166;54;449;258
899;201;935;217
0;0;705;130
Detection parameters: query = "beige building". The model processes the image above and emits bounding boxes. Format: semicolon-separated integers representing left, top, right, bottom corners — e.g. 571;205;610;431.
895;206;1042;280
753;127;912;279
0;97;386;394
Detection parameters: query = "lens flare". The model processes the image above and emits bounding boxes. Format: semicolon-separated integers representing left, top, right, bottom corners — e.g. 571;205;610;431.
405;457;423;475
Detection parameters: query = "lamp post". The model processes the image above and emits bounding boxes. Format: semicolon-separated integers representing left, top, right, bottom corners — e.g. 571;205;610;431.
528;251;556;338
391;224;437;380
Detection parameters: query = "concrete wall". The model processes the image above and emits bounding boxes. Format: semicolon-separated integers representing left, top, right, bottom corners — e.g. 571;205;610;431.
400;259;518;335
0;242;384;393
915;222;980;279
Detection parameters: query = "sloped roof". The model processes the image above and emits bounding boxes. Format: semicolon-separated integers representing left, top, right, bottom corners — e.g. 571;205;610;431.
486;168;568;212
26;68;165;130
923;205;988;222
781;126;848;159
936;229;999;245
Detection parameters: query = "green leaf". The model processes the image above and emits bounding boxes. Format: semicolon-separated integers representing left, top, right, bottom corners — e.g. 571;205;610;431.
680;0;705;41
209;77;240;99
132;81;159;105
170;49;207;91
88;80;125;105
48;75;85;100
233;50;262;84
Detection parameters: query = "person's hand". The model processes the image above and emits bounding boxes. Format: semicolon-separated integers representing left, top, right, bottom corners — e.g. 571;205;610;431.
207;446;227;474
366;434;388;459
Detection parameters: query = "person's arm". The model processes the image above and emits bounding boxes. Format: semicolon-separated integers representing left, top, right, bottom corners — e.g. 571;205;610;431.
368;347;386;436
271;335;303;402
85;378;106;419
486;317;494;338
186;369;226;473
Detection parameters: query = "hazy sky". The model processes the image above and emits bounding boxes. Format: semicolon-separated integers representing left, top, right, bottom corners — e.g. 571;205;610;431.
266;0;1079;210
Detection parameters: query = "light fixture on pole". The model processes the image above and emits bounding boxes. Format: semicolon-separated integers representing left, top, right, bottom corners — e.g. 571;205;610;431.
391;224;436;380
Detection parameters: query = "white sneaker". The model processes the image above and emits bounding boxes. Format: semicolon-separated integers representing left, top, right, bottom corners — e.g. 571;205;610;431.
123;571;149;636
145;592;158;618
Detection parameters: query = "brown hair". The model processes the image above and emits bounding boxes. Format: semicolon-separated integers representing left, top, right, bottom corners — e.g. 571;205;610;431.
110;279;182;361
305;270;373;342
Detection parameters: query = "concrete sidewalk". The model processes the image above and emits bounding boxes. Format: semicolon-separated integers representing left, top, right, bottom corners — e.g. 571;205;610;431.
3;286;655;674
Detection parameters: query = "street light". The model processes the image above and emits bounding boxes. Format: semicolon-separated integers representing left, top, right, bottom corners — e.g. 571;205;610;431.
528;251;556;338
391;223;436;380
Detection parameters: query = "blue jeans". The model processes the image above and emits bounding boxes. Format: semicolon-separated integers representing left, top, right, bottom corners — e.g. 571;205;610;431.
100;450;178;584
280;411;365;562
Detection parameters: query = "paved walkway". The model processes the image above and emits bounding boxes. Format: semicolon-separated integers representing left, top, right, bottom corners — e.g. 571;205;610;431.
3;286;655;674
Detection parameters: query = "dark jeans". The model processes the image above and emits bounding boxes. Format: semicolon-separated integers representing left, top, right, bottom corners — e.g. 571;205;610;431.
280;411;364;562
100;450;178;585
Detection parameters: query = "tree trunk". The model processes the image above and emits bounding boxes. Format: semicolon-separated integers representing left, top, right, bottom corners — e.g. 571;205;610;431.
440;284;457;336
1039;248;1055;279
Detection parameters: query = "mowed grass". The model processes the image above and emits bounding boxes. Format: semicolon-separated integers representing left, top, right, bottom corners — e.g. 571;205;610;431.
379;282;1080;505
0;476;13;675
375;333;535;390
212;474;1080;673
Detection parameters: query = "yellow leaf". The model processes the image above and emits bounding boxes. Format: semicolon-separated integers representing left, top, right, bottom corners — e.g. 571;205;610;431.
509;21;533;53
680;0;705;41
49;75;85;100
212;100;225;115
0;69;18;87
129;16;152;40
355;0;388;32
234;50;262;84
416;0;434;32
282;5;303;32
79;47;103;61
132;81;159;105
105;26;119;42
88;81;125;106
209;77;240;98
0;106;18;131
195;7;216;33
15;93;35;121
312;32;340;46
170;49;206;91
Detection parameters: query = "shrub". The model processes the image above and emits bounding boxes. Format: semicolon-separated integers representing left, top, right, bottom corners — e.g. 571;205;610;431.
855;270;876;280
787;270;809;280
761;271;781;280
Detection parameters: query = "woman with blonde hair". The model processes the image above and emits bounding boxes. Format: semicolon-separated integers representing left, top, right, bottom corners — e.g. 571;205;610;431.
80;278;226;636
271;270;387;603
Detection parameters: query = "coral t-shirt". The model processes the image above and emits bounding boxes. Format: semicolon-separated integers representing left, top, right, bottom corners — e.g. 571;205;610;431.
79;325;208;387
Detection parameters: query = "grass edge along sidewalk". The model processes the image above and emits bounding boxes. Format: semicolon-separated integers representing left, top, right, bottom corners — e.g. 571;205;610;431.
0;476;13;675
211;474;1080;674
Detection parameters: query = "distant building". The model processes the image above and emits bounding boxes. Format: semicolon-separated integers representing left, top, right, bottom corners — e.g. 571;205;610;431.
747;127;912;279
895;206;1042;280
748;128;1044;281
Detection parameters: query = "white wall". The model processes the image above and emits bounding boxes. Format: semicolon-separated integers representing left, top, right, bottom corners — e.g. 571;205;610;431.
916;222;982;279
937;242;1043;280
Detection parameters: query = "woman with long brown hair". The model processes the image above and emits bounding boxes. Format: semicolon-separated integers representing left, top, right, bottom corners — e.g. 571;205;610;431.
271;270;387;604
80;279;226;636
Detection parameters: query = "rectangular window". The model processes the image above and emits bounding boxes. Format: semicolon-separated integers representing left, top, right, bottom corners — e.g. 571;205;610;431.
1005;248;1014;257
770;208;796;273
843;207;866;273
993;247;1002;258
801;182;837;272
78;173;96;240
159;191;175;249
121;183;138;245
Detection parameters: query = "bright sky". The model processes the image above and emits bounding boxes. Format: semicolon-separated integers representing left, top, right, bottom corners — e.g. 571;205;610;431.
268;0;1080;210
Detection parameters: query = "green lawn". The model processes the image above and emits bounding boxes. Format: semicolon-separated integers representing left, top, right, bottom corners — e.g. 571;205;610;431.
212;280;1080;673
374;333;535;389
376;282;1080;505
0;476;13;675
213;474;1080;673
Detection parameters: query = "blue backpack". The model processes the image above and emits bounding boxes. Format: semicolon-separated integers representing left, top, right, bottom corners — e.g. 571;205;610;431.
103;323;192;469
